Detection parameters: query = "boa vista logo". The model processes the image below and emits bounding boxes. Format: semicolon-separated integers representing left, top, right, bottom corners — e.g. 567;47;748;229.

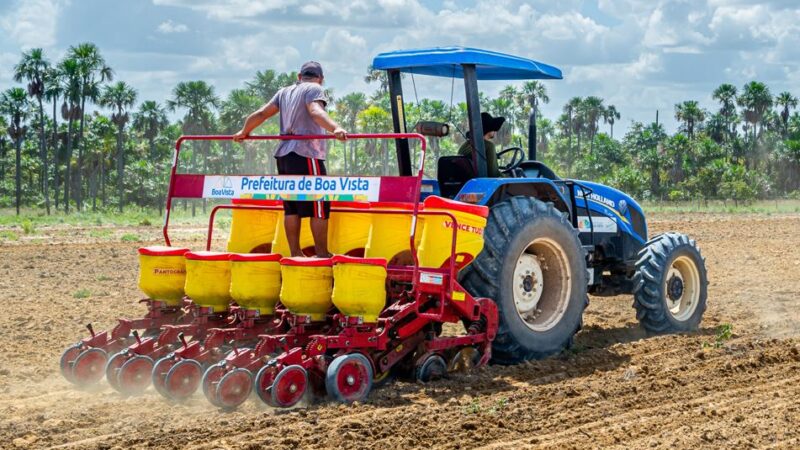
210;176;235;197
443;220;484;235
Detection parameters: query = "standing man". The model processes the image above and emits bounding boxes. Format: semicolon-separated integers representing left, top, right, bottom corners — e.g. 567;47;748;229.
233;61;347;257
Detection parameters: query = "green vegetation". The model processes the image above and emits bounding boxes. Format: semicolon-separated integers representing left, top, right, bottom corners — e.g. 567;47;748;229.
489;397;509;414
0;230;19;240
463;397;509;415
0;206;208;228
73;288;91;299
642;199;800;214
21;219;35;234
704;323;734;348
2;43;799;218
88;229;112;239
120;233;141;242
465;398;482;414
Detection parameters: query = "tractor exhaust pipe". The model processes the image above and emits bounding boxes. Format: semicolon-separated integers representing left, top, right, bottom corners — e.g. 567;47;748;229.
528;106;537;161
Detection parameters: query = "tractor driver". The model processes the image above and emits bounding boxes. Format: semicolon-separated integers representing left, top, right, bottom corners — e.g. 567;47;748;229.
233;61;347;258
458;112;506;178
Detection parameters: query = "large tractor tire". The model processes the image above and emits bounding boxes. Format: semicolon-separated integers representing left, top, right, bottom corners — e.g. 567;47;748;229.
460;197;588;364
633;232;707;332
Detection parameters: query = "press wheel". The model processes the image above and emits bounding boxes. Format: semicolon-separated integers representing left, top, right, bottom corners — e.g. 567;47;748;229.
71;348;107;387
215;368;252;410
164;359;203;401
326;353;373;404
116;355;154;395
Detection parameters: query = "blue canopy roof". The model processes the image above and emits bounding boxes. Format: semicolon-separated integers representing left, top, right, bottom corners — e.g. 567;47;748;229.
372;46;562;81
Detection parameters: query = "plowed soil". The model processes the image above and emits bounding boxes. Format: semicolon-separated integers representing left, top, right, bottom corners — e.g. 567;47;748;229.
1;212;799;449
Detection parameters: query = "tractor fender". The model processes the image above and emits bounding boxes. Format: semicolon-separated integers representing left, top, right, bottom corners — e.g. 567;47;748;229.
455;178;571;216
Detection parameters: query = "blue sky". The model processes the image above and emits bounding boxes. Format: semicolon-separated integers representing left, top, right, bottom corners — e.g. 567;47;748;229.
2;0;799;134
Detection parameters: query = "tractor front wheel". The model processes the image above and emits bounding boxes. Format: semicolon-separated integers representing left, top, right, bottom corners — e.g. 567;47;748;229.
633;233;707;332
460;196;588;364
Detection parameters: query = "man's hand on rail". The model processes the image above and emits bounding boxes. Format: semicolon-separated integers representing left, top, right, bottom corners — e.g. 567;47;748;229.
232;129;248;143
332;127;348;141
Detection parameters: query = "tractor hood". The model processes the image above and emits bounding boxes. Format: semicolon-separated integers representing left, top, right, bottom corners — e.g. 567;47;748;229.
574;180;647;242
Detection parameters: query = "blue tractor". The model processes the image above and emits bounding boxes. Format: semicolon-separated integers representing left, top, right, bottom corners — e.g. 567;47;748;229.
373;47;708;364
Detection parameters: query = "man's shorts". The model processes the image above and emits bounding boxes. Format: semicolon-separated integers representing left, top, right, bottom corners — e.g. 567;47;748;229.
276;152;331;219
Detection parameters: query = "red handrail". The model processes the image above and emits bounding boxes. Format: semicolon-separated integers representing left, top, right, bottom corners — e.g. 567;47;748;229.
163;133;427;272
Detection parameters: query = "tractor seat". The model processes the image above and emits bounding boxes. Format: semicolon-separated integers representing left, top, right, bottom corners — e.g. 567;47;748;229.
437;156;475;199
518;161;561;180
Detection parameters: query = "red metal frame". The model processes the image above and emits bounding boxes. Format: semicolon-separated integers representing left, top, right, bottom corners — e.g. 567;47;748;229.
164;134;499;409
63;132;500;405
163;134;427;255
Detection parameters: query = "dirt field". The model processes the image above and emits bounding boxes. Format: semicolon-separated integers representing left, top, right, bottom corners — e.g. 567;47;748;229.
1;212;798;449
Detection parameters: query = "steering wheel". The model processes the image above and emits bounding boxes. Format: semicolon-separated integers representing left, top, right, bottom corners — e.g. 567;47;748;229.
497;146;525;173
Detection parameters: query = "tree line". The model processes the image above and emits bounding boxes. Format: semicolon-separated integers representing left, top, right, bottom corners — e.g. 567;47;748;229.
2;42;799;215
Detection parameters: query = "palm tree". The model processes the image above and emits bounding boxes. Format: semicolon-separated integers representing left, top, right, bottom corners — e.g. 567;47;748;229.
775;91;798;138
674;100;705;139
132;100;169;159
705;113;727;144
604;105;621;138
581;96;605;153
536;117;554;158
219;89;262;172
247;69;280;100
168;80;219;215
789;112;800;138
0;116;8;184
712;83;738;139
69;42;113;210
498;85;521;133
219;89;261;133
335;92;367;171
1;88;30;215
57;57;82;213
364;65;389;95
168;80;219;134
357;105;391;173
519;81;549;116
625;121;667;197
14;48;52;214
44;67;64;209
564;97;583;154
99;81;137;212
737;81;772;140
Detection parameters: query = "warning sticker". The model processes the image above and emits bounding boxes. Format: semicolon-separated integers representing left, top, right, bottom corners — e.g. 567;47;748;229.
419;272;444;285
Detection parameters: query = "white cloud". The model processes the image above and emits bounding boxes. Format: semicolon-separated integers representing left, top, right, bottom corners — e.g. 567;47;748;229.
642;3;712;50
218;32;300;71
152;0;297;20
3;0;793;136
312;29;367;66
535;12;608;42
0;52;19;87
0;0;65;49
157;19;189;34
570;52;663;83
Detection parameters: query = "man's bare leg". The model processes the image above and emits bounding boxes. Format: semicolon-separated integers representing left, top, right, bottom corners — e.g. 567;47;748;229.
310;217;331;258
284;214;303;257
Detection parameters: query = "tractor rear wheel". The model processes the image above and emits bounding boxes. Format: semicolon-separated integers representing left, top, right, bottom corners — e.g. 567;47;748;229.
460;196;587;364
633;233;707;332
